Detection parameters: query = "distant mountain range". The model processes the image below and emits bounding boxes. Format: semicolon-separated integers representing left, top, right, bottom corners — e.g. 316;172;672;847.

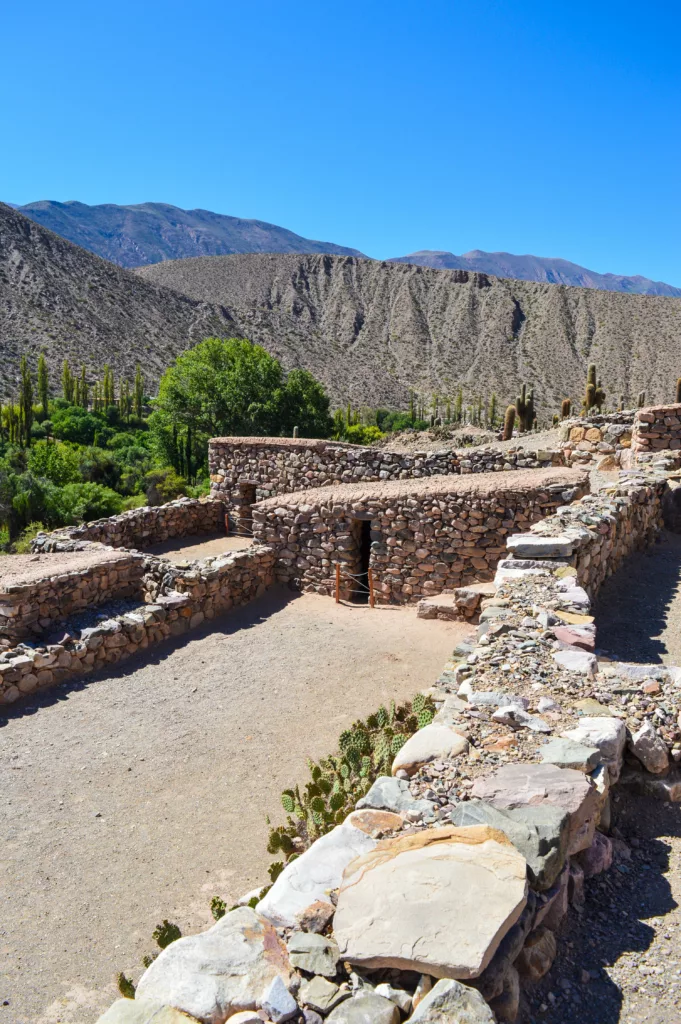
11;201;364;268
8;200;680;297
3;201;681;412
387;250;681;298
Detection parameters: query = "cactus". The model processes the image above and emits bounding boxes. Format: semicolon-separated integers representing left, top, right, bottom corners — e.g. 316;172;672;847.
638;390;646;408
515;383;535;431
560;398;571;419
153;920;182;950
584;363;605;412
594;378;606;411
117;973;136;999
619;394;625;411
210;896;226;921
502;404;516;441
676;378;681;404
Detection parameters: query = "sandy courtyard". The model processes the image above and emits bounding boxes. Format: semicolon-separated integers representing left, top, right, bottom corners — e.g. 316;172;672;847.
0;589;471;1023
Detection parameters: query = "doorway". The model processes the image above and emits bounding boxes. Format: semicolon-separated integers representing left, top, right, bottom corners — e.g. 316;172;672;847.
352;519;372;604
234;483;256;535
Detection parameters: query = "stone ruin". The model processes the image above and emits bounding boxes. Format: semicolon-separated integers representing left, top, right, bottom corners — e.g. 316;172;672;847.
5;410;681;1024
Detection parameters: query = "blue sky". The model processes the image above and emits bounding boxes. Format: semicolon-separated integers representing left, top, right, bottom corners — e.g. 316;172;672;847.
3;1;680;283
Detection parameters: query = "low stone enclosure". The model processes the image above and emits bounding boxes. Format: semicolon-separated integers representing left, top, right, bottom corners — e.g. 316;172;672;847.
96;463;681;1024
253;468;588;604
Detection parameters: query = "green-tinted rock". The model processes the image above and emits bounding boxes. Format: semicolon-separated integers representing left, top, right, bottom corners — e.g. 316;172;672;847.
540;737;601;772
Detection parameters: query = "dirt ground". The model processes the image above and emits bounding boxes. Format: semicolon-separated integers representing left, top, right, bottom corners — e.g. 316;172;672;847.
0;591;470;1024
146;533;252;562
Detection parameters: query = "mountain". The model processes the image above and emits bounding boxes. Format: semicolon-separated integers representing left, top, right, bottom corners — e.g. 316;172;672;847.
388;249;681;298
0;202;236;397
12;201;364;268
137;252;681;412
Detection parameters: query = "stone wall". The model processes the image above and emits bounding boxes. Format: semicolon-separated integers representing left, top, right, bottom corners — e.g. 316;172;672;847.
208;437;566;520
0;550;145;643
632;403;681;458
0;545;275;705
93;465;681;1024
558;410;634;468
32;497;225;553
252;468;589;604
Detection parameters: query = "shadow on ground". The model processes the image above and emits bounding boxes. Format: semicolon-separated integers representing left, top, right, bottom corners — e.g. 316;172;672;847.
0;585;299;727
594;530;681;664
524;797;681;1023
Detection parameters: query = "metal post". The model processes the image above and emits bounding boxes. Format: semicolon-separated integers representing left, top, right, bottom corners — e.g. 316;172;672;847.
335;563;340;603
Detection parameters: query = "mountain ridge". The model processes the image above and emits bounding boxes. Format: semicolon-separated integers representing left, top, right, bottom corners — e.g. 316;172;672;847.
12;200;364;268
388;249;681;297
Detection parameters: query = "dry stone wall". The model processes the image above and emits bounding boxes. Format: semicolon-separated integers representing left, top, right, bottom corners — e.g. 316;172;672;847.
0;550;144;643
632;403;681;458
94;465;681;1024
32;497;225;552
0;545;275;705
559;410;634;468
208;437;566;515
252;469;589;604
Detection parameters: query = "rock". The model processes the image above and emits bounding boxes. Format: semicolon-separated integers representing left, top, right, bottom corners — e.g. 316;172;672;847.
325;991;400;1024
515;927;557;981
468;691;528;709
561;717;626;781
345;809;404;836
287;933;339;977
303;1012;323;1024
470;895;536;1000
300;977;348;1014
537;696;561;713
491;706;552;732
577;831;613;878
334;825;527;979
470;763;599;854
569;861;585;904
619;767;681;801
256;825;377;927
540;737;601;772
629;720;670;774
374;984;412;1013
535;861;569;930
405;979;495;1022
412;975;432;1009
262;975;298;1023
553;625;596;650
227;1015;262;1024
135;907;291;1022
96;1002;200;1024
488;965;520;1023
552;649;598;676
506;535;575;558
297;901;335;934
356;776;434;819
450;800;569;891
391;724;469;776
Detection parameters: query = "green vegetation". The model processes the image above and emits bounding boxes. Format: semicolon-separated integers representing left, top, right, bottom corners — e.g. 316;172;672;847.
583;363;606;413
502;404;516;440
0;338;335;548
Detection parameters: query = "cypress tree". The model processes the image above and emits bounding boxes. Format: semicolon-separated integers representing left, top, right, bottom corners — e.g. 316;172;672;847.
37;352;49;420
62;359;74;403
20;355;33;446
134;364;144;419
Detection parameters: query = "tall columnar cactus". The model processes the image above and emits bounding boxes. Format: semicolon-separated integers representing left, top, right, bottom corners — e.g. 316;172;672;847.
502;404;516;441
516;383;535;432
676;378;681;404
584;363;605;413
560;398;571;419
638;390;646;408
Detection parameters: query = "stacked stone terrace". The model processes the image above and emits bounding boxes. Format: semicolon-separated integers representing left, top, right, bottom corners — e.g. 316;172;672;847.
632;403;681;458
253;468;588;604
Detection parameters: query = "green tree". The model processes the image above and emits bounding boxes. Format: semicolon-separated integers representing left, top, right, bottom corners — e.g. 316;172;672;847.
134;365;144;420
38;353;49;420
150;338;331;475
62;359;75;403
20;356;33;447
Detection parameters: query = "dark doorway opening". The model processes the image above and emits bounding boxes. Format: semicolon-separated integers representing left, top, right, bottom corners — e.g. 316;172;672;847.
352;519;372;604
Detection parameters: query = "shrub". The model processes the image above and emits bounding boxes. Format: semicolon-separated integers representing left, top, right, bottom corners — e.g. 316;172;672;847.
344;424;384;445
27;440;81;486
53;482;124;524
12;521;46;553
145;468;187;506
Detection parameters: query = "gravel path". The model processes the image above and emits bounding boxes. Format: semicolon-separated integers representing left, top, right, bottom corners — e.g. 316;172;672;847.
146;533;252;562
0;591;469;1024
523;529;681;1023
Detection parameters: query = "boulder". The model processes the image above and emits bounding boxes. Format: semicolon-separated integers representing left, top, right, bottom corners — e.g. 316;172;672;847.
325;991;400;1024
535;861;569;930
262;975;298;1023
256;825;376;927
405;979;495;1022
356;776;434;819
488;965;520;1024
552;650;598;676
296;900;335;934
629;720;670;774
450;800;569;891
345;809;404;836
491;706;551;732
577;831;613;878
226;1014;262;1024
334;826;527;979
374;984;412;1013
470;763;599;854
135;907;292;1023
96;1002;200;1024
540;737;601;772
287;933;339;977
391;724;469;776
299;977;348;1015
515;927;557;981
561;717;626;781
